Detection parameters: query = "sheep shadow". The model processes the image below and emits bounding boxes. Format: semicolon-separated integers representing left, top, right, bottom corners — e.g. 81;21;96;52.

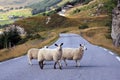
62;65;104;70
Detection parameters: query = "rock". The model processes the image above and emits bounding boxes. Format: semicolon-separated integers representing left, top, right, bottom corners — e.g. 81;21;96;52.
111;1;120;47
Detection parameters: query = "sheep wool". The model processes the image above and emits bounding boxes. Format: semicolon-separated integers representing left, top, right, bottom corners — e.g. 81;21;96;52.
38;43;63;69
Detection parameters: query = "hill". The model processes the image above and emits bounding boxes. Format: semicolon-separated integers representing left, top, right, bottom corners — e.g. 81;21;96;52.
0;0;120;62
0;0;42;7
0;0;75;25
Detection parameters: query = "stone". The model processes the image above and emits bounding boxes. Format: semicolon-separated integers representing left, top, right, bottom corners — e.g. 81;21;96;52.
111;1;120;47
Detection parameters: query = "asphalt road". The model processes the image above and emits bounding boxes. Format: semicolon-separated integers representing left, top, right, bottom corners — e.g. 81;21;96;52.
0;33;120;80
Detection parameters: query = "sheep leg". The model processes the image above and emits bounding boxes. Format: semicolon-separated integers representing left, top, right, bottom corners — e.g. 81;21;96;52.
77;60;80;67
54;61;57;69
42;61;44;68
58;60;62;70
75;60;78;67
75;60;80;67
64;59;67;66
39;61;43;69
28;57;32;65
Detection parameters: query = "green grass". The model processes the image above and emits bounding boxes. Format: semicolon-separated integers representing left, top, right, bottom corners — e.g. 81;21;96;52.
67;0;116;16
0;9;32;20
57;0;76;7
0;0;119;62
0;9;32;25
28;0;61;12
0;20;14;26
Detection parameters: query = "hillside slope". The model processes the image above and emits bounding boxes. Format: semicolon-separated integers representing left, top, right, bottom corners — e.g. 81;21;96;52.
0;0;120;62
0;0;42;7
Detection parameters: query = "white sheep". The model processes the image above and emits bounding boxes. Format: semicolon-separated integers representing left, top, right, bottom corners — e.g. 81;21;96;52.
38;43;63;69
27;46;48;65
62;44;87;67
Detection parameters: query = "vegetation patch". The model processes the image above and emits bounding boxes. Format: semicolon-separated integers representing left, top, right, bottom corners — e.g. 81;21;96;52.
79;24;89;29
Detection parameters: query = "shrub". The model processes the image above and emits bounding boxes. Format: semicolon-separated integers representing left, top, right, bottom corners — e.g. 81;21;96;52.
61;30;68;33
83;0;93;4
27;34;44;40
102;0;117;13
79;24;89;29
105;33;112;39
0;28;22;49
73;8;81;14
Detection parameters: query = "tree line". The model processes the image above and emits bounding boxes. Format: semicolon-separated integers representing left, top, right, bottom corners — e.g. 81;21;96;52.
0;27;21;49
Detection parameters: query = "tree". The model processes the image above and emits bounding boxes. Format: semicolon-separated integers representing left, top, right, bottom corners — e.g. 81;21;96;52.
0;27;21;49
0;31;9;48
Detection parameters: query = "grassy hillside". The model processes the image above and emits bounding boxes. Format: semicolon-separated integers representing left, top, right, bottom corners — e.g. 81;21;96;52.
0;9;32;26
57;0;76;6
65;0;120;54
0;0;42;7
0;0;69;25
0;0;120;62
28;0;61;11
65;0;117;17
0;9;32;20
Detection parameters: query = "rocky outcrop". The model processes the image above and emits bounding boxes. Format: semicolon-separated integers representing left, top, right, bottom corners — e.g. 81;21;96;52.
111;0;120;47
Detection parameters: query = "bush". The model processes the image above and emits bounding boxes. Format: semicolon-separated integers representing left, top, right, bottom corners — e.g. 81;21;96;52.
61;30;68;33
105;20;112;29
102;0;117;13
79;24;89;29
0;28;22;49
83;0;93;4
73;8;81;14
27;34;44;40
105;33;112;39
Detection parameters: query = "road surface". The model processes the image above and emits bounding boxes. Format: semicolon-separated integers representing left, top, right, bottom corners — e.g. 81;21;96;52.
0;33;120;80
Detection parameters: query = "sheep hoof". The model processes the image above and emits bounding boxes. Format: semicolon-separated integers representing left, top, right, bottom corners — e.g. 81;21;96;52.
28;63;33;65
39;66;43;69
59;67;62;70
76;65;80;67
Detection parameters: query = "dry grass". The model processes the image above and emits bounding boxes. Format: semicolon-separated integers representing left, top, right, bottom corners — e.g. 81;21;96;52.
70;26;120;55
81;27;120;55
0;26;78;62
0;3;119;62
0;31;58;62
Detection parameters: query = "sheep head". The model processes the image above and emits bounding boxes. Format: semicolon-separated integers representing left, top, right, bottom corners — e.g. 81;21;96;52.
55;43;63;51
80;44;87;51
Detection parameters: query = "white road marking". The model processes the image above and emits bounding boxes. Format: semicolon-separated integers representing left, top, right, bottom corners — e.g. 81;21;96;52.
109;51;114;55
116;56;120;62
99;47;102;48
103;48;107;51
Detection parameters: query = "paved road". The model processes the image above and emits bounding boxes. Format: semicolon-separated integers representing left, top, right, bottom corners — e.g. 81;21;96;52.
0;33;120;80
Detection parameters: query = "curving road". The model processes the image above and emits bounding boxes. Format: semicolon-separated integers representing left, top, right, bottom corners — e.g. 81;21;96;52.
0;33;120;80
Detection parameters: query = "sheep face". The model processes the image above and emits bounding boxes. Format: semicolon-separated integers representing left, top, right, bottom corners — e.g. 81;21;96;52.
55;43;63;51
79;44;87;51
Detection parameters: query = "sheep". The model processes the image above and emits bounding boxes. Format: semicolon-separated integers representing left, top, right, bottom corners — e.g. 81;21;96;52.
62;44;87;67
38;43;63;69
27;46;48;65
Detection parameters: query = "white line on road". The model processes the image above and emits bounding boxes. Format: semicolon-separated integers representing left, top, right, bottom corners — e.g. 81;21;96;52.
109;51;114;55
103;48;107;51
116;56;120;62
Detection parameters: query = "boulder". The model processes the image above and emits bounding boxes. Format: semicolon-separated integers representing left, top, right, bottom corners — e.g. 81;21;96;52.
111;1;120;47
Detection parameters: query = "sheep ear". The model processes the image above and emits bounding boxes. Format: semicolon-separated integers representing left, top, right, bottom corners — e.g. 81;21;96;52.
60;43;63;46
55;44;58;46
45;46;48;48
80;44;82;46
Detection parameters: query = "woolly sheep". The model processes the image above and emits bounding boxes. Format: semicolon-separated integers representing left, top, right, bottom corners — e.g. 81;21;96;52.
38;43;63;69
62;44;87;67
27;46;48;65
